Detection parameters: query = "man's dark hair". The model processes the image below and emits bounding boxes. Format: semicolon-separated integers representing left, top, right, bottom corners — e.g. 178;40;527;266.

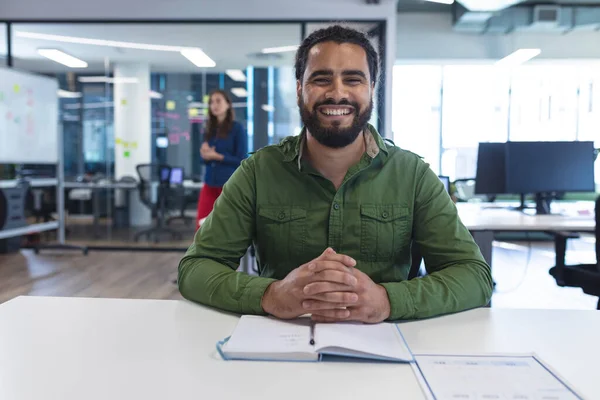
295;25;379;85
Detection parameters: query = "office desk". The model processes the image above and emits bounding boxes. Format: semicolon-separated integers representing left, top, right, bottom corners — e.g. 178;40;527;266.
456;203;596;268
0;296;597;400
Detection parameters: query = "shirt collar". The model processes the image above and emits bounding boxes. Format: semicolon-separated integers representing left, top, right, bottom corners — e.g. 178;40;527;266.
282;123;389;169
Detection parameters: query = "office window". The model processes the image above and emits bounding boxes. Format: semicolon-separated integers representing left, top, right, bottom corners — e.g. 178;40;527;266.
392;65;442;173
509;66;579;142
441;66;510;180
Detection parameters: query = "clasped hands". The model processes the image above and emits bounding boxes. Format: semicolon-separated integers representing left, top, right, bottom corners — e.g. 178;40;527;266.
261;248;391;323
200;142;223;161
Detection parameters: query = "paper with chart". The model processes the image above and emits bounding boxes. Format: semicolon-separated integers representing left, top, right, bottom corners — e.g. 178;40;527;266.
414;354;582;400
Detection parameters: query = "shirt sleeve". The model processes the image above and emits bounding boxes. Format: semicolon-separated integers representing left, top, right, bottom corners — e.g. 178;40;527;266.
220;124;248;166
380;163;494;320
178;156;276;314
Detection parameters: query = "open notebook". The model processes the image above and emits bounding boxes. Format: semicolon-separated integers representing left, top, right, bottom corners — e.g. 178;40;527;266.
217;315;414;362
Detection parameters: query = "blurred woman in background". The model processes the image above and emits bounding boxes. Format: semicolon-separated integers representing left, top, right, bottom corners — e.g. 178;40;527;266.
196;90;248;228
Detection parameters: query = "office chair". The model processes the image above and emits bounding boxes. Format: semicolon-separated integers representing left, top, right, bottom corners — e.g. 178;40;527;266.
165;167;195;227
134;164;182;243
549;195;600;310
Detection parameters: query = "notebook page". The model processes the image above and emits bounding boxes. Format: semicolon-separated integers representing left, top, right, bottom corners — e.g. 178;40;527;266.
414;355;581;400
314;322;412;361
223;315;315;355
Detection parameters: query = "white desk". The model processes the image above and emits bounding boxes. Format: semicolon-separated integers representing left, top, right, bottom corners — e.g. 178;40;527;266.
456;202;596;268
0;296;597;400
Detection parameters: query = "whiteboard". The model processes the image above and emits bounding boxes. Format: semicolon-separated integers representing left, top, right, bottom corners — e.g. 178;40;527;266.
0;67;59;163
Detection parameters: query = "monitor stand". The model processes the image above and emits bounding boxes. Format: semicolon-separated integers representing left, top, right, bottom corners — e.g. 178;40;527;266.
520;193;556;215
534;193;552;215
508;194;530;212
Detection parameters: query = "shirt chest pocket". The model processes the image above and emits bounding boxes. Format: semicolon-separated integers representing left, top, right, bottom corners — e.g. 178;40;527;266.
360;204;410;262
257;206;307;263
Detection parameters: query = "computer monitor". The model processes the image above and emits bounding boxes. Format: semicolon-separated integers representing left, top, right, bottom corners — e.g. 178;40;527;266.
438;175;450;194
474;142;507;196
169;167;183;185
505;141;596;214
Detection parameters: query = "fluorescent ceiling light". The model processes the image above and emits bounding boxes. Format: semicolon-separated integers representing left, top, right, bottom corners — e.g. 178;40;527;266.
18;31;191;52
495;49;541;67
231;88;248;98
78;76;139;84
17;31;216;68
261;45;299;54
38;49;87;68
149;90;164;99
458;0;521;12
57;89;82;98
424;0;454;4
226;69;247;82
261;104;275;112
180;48;216;68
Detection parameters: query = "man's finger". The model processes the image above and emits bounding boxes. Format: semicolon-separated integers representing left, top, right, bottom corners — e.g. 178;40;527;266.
315;248;356;268
311;307;365;322
302;299;353;312
306;261;357;277
303;282;355;296
305;290;358;304
311;269;357;286
307;307;351;319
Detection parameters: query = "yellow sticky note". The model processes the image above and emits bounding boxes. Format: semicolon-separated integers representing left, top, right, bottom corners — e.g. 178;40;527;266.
121;99;127;106
115;138;122;145
123;142;129;148
13;85;20;93
131;142;138;149
189;108;199;117
166;100;176;110
203;95;209;104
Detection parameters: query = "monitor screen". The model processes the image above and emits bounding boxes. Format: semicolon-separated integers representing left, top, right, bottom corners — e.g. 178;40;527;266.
438;175;450;194
505;141;596;194
475;142;507;195
170;167;183;185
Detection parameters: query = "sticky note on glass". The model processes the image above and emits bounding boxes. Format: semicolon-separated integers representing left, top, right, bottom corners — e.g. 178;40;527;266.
166;100;176;110
0;92;4;101
124;151;130;158
13;85;20;93
203;95;209;104
121;99;127;106
189;108;199;117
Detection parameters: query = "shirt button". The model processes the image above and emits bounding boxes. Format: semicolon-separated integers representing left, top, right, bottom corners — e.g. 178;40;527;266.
333;203;340;210
382;211;389;219
278;212;286;220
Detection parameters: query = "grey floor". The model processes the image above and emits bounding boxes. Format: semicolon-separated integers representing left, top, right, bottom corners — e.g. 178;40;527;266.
491;235;598;310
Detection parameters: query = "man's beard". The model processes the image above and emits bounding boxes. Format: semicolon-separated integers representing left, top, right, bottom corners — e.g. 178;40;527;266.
299;96;373;149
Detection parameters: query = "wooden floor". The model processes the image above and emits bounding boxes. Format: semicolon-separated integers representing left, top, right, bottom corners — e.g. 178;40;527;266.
0;237;598;309
0;250;183;304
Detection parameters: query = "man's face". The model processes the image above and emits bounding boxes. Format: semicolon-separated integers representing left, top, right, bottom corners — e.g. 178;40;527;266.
297;41;374;149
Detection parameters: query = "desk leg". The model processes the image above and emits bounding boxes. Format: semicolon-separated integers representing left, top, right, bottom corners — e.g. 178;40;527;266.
471;230;494;308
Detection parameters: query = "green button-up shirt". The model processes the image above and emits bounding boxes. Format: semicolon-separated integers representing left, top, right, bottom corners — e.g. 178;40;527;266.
178;124;493;320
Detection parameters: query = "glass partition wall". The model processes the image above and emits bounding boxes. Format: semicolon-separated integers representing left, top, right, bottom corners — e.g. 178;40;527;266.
5;21;386;248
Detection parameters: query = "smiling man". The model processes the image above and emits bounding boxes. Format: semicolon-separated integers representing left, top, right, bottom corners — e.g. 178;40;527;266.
178;25;493;322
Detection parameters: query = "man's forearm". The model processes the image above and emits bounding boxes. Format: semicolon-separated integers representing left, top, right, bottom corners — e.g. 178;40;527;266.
380;260;493;320
178;257;276;314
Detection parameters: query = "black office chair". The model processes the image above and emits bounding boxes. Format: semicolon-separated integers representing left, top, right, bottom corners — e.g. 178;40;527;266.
134;164;182;243
549;195;600;309
165;167;195;227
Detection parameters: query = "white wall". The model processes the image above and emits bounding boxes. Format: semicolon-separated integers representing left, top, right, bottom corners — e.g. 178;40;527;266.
397;12;600;61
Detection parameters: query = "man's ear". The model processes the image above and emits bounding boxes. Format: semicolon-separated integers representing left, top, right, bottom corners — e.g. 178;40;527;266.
296;80;302;103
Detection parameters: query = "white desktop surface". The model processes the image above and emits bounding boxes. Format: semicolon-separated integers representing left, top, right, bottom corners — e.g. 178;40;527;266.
1;296;597;400
457;202;596;232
